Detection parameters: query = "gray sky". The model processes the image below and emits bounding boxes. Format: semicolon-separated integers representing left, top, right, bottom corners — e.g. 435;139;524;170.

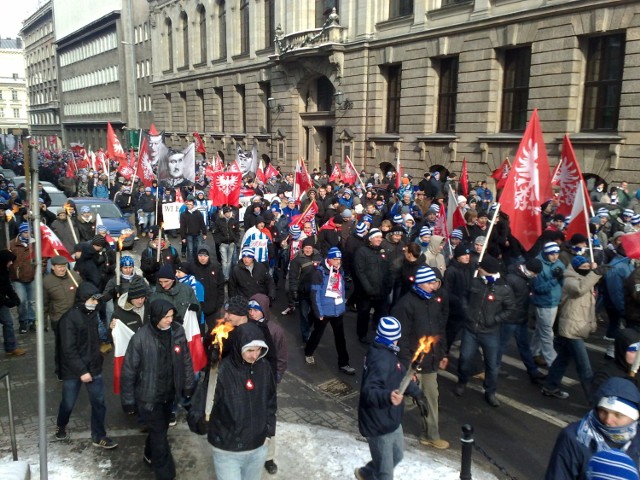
1;0;42;38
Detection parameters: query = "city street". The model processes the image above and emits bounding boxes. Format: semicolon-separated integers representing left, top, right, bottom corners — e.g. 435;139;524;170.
0;236;610;479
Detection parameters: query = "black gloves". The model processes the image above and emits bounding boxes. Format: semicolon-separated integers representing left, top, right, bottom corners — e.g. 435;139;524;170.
123;404;137;416
552;267;564;279
413;394;429;418
209;343;220;363
187;303;200;312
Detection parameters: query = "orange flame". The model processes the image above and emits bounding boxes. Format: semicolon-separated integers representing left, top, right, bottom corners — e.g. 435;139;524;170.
211;319;235;356
117;230;133;251
64;203;73;215
412;335;439;364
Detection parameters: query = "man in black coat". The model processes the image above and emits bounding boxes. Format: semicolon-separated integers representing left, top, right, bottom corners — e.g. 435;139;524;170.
179;197;207;263
190;244;225;330
228;247;276;302
212;206;240;280
443;243;474;351
287;238;322;343
55;282;118;449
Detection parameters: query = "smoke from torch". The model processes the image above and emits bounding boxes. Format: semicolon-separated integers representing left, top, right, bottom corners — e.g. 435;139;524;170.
211;319;235;357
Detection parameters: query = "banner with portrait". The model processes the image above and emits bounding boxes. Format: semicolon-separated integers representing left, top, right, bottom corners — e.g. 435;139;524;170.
145;129;168;167
158;143;196;189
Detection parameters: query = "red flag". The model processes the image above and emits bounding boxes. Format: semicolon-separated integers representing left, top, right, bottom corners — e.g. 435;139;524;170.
193;132;206;154
329;163;343;183
135;137;155;187
447;190;466;233
204;162;216;180
433;203;449;238
40;225;74;262
184;311;208;372
118;149;135;180
293;158;312;202
107;122;127;160
149;123;159;136
621;233;640;260
95;149;107;173
95;214;116;247
65;157;77;178
554;135;593;218
264;162;279;180
343;155;358;186
395;155;403;190
214;152;225;172
210;171;242;206
112;319;134;394
228;161;241;173
460;158;469;197
499;109;552;251
290;201;319;230
565;179;590;241
256;159;267;183
175;188;184;203
491;158;511;190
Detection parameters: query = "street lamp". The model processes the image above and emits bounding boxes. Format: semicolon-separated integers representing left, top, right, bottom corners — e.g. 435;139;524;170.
268;97;285;113
334;91;353;110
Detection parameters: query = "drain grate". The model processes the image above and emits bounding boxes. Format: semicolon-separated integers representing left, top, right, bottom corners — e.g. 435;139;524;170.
316;378;358;400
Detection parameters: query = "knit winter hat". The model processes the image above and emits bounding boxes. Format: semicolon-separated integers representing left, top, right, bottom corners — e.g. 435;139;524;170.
414;266;437;284
597;207;610;218
254;216;265;226
127;278;148;300
341;209;352;219
120;255;135;267
362;214;373;224
80;206;91;214
247;299;263;314
427;205;440;215
241;247;255;259
543;242;561;255
570;233;589;245
587;449;639;480
571;256;589;270
368;228;383;240
474;236;486;246
91;235;108;247
632;214;640;226
327;247;342;259
302;237;315;248
355;222;368;237
451;229;464;240
376;316;402;342
97;225;108;234
525;258;543;274
419;226;432;237
157;264;175;280
623;209;635;218
454;244;471;258
479;256;500;274
289;224;301;237
393;214;403;224
225;295;249;317
18;222;29;234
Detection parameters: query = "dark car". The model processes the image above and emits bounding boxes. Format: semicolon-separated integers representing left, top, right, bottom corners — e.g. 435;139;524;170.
67;197;136;249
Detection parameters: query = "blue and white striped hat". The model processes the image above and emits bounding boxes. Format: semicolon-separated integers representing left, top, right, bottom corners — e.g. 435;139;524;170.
586;448;640;480
632;214;640;226
97;225;108;234
393;214;404;224
376;316;402;342
597;207;610;218
428;204;440;215
327;247;342;259
241;247;255;259
414;266;437;284
543;242;561;255
362;214;373;224
80;206;91;214
420;226;432;237
451;229;464;240
289;224;301;239
18;222;29;234
623;209;635;218
355;222;368;236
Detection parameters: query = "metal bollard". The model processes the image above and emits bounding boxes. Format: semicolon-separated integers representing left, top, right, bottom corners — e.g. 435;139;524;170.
460;424;474;480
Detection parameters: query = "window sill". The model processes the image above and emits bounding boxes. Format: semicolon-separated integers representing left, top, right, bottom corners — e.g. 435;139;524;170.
427;1;474;21
416;134;458;142
376;15;413;31
256;47;275;57
192;61;207;69
563;133;625;144
230;133;247;141
177;65;189;72
162;69;174;75
477;133;523;143
211;58;227;66
368;134;401;142
231;53;250;61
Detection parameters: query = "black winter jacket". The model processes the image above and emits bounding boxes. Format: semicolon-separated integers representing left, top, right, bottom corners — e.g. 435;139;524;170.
463;277;517;334
343;233;366;276
228;261;276;300
120;299;195;410
140;241;181;285
58;283;103;380
0;250;19;308
381;237;406;283
180;209;207;238
443;258;474;319
354;243;391;298
213;215;240;245
287;249;322;298
624;266;640;329
190;252;225;317
504;266;535;324
358;341;421;438
399;253;427;297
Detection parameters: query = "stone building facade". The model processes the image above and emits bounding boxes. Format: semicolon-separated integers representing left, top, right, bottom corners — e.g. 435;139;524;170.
0;38;29;149
20;1;62;149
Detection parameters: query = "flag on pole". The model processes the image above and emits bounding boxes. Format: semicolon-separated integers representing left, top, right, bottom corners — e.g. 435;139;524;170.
293;158;312;202
621;233;640;260
498;109;552;251
210;171;242;206
446;188;466;233
460;158;469;196
182;143;196;184
565;179;590;241
95;149;107;173
113;319;134;394
329;163;343;183
65;157;77;178
265;162;279;180
256;158;267;183
343;155;359;186
491;157;511;190
290;201;319;230
228;160;241;173
95;213;116;246
433;203;449;238
213;152;225;172
395;154;403;190
554;135;593;218
40;225;74;262
193;132;206;154
118;149;135;180
107;122;126;160
136;137;156;187
183;310;208;372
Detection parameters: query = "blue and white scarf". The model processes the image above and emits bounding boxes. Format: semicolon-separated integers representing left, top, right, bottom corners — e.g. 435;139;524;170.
576;409;637;452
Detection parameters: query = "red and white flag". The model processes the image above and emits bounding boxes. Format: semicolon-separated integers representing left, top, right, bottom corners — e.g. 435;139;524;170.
113;319;135;394
460;158;469;197
329;163;343;183
204;162;216;180
107;122;126;160
95;149;107;173
554;135;593;218
210;171;242;206
214;152;225;172
343;155;359;186
499;109;552;251
256;158;267;183
40;225;74;262
395;155;403;190
118;149;135;180
433;203;449;238
183;311;208;372
491;157;511;191
565;179;590;241
228;160;241;173
95;213;116;247
293;158;312;202
193;132;206;154
65;157;77;178
447;189;466;233
290;201;318;230
265;162;279;180
135;137;156;187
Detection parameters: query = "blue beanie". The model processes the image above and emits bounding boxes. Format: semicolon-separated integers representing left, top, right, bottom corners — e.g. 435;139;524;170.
414;266;437;284
355;222;368;237
18;222;29;234
247;299;263;314
587;449;639;480
451;229;464;240
327;247;342;259
241;247;255;259
393;214;403;224
543;242;560;255
420;226;432;237
80;206;91;214
376;316;401;342
571;256;589;270
120;255;135;267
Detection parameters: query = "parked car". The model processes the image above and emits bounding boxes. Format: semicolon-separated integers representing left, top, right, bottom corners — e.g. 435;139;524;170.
0;169;16;180
12;177;68;214
66;197;135;249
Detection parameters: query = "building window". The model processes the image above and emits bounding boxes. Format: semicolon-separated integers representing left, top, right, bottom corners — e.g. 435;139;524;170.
236;85;246;132
180;12;189;68
166;19;173;71
198;5;207;63
240;0;250;55
390;0;413;18
316;0;338;28
316;77;335;112
437;56;459;133
218;2;227;59
0;108;4;117
384;64;402;134
501;46;531;132
265;0;275;48
11;90;18;101
260;81;271;131
13;108;20;118
214;87;224;131
582;33;625;131
196;89;205;130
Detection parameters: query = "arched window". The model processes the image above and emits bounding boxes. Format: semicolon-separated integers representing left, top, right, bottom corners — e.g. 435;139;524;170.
198;5;207;63
166;18;173;71
180;12;189;67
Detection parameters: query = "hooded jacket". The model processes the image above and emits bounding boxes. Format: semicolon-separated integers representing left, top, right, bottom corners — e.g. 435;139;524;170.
425;235;447;276
58;282;103;380
557;267;601;339
140;239;181;285
149;280;198;324
121;299;194;410
111;291;149;332
288;248;323;298
190;245;225;318
590;328;640;403
209;322;277;451
250;293;288;380
532;252;566;308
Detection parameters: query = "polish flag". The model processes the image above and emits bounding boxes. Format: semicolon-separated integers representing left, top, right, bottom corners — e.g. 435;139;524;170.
459;158;469;197
113;319;134;394
184;310;208;372
329;163;343;183
395;155;403;190
554;135;593;218
433;202;449;238
193;132;206;154
343;155;359;186
228;160;241;173
264;162;279;180
446;189;466;234
210;171;242;206
256;158;267;183
290;201;318;230
95;213;116;247
40;225;74;262
135;137;156;187
107;122;126;160
491;157;511;191
213;152;225;172
565;179;590;241
293;158;312;203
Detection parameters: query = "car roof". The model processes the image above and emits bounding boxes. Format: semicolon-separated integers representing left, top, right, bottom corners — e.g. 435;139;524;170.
68;197;115;204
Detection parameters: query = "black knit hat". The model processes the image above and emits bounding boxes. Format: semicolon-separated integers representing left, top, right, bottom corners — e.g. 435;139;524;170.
157;264;175;280
92;235;108;247
525;258;543;274
225;295;248;317
479;256;500;274
127;278;148;300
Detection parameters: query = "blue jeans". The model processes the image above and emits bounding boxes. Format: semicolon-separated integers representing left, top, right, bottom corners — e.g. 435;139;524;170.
184;235;201;263
531;306;558;365
499;323;538;374
457;328;500;395
219;243;236;281
140;212;156;234
57;374;107;441
297;297;313;343
212;443;267;480
545;336;593;399
359;425;404;480
0;305;17;352
12;280;35;329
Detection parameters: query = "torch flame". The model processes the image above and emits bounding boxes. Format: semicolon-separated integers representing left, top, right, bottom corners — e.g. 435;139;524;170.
211;319;235;356
117;229;133;252
411;335;439;364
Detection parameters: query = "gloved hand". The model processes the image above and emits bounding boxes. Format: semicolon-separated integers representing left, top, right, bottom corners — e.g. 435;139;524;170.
123;404;137;416
413;394;429;418
593;264;611;276
209;343;220;363
188;303;200;312
552;267;564;279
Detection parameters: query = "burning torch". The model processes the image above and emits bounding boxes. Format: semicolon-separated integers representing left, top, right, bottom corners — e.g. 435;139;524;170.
398;335;439;395
209;319;235;362
115;229;134;286
64;204;79;245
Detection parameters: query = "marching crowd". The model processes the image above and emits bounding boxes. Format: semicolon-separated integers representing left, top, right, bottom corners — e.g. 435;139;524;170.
4;145;640;479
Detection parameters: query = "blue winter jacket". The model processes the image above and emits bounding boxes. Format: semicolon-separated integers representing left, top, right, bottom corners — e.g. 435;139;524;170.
531;253;566;308
92;184;109;199
309;261;346;318
605;254;634;314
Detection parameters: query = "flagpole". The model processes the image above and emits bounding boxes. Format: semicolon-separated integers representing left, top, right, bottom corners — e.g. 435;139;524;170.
580;180;595;264
474;203;501;278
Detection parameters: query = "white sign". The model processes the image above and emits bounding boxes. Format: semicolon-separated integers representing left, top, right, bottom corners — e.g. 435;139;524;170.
162;202;183;230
